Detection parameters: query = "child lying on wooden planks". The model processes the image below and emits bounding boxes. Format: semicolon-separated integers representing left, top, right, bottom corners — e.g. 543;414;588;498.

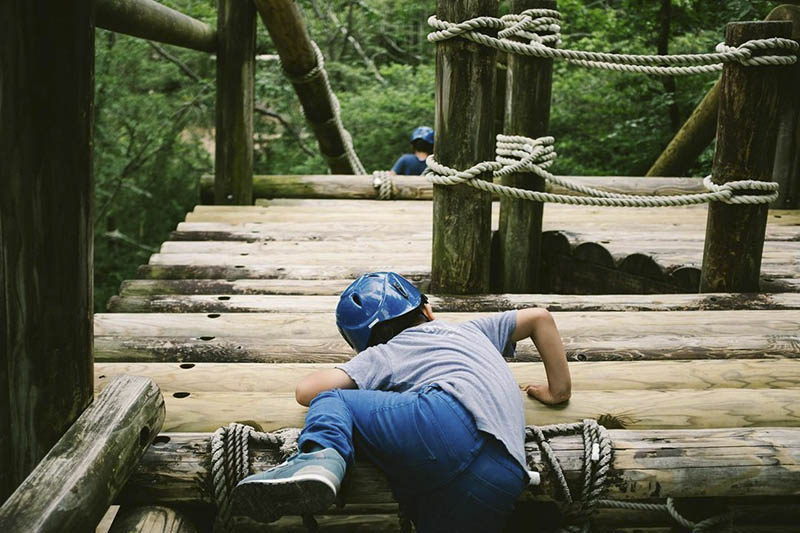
232;272;571;532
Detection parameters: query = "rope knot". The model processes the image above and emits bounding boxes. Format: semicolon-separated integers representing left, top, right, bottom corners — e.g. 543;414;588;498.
702;175;779;204
714;37;799;67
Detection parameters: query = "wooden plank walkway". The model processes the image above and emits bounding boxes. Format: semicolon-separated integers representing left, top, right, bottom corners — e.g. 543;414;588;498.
99;198;800;529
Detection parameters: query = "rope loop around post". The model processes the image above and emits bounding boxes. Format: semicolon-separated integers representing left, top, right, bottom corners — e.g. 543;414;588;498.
427;10;799;76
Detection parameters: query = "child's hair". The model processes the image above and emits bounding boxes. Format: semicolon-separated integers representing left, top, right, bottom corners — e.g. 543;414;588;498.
367;296;429;348
411;139;433;154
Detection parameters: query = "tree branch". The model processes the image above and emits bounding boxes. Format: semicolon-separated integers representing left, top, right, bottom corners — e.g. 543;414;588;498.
147;40;208;86
254;104;315;157
326;5;386;84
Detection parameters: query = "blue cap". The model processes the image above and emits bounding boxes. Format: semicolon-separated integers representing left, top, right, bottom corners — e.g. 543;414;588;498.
411;126;434;145
336;272;424;353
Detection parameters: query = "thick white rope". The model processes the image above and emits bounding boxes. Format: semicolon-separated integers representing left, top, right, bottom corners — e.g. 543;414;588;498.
425;135;779;207
427;9;799;76
282;41;366;175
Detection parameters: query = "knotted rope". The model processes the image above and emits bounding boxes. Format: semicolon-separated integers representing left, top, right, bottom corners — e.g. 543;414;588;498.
209;423;299;531
372;170;394;199
281;41;366;175
428;8;799;76
425;135;779;207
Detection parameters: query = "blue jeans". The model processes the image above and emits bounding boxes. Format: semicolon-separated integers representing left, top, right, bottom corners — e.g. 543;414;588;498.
298;385;528;532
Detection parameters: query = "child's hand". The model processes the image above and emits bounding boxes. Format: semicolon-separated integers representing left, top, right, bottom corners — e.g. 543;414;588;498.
520;384;570;405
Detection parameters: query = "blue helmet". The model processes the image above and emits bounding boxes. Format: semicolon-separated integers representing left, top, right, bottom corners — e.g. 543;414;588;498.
411;126;434;145
336;272;424;353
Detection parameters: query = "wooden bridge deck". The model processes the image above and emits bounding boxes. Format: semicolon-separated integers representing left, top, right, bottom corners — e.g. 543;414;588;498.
99;199;800;530
99;199;800;434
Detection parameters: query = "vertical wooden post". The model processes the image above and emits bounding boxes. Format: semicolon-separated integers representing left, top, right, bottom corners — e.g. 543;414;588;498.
700;21;792;292
0;0;94;501
215;0;255;205
770;5;800;209
496;0;555;293
431;0;498;294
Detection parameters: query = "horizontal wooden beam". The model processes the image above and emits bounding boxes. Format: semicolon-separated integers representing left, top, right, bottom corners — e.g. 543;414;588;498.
106;292;800;313
109;505;197;533
93;310;800;363
96;0;216;53
119;428;800;508
199;174;708;201
94;360;800;395
121;388;800;432
0;376;165;532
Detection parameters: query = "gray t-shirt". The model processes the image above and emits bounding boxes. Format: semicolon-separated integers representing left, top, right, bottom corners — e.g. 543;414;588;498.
338;311;526;470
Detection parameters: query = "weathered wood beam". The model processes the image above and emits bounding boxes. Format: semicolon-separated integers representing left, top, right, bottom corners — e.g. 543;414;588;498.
700;21;791;292
118;428;800;507
95;0;216;53
0;0;94;502
253;0;358;174
771;5;800;209
93;360;800;395
0;376;165;532
93;309;800;363
215;0;255;205
109;505;197;533
199;174;710;201
496;0;554;293
106;292;800;313
431;0;498;294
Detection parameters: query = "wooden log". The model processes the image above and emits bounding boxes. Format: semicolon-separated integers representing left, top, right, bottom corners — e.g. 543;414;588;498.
93;309;800;363
496;0;554;293
215;0;255;205
700;21;791;292
198;174;713;201
0;376;165;532
431;0;498;294
136;264;431;281
106;292;800;313
646;81;721;177
109;505;197;533
95;0;216;53
118;428;800;508
771;5;800;209
0;0;94;501
254;0;357;174
93;360;800;394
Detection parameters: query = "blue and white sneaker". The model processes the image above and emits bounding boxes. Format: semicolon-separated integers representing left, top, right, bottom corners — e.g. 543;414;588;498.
232;447;346;523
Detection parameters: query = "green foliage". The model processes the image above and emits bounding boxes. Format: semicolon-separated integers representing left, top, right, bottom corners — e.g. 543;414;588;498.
93;0;774;309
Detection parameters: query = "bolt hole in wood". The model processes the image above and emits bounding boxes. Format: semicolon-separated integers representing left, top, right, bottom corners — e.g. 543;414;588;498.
173;392;190;399
98;375;105;380
152;435;171;446
180;363;195;369
235;265;245;268
139;426;151;446
240;253;249;256
199;336;216;341
218;296;231;301
207;314;220;319
575;353;587;361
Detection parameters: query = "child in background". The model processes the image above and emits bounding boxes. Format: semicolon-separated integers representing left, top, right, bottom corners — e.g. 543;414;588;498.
390;126;434;175
233;272;571;532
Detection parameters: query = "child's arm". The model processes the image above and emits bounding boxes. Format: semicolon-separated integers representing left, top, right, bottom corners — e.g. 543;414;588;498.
295;368;357;407
511;308;571;405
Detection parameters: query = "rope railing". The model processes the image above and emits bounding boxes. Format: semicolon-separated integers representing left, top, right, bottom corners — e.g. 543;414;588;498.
424;135;779;207
427;8;799;76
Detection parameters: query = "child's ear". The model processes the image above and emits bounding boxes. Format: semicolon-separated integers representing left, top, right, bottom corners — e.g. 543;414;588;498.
422;303;435;321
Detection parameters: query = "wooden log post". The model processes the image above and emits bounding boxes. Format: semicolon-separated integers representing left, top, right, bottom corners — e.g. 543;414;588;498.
771;5;800;209
215;0;255;205
109;505;198;533
254;0;359;174
118;428;800;508
0;0;94;503
699;21;792;293
646;6;798;182
496;0;555;293
0;376;165;532
431;0;498;294
95;0;216;53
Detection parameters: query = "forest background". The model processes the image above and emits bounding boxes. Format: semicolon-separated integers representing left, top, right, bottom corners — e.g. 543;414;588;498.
94;0;776;310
